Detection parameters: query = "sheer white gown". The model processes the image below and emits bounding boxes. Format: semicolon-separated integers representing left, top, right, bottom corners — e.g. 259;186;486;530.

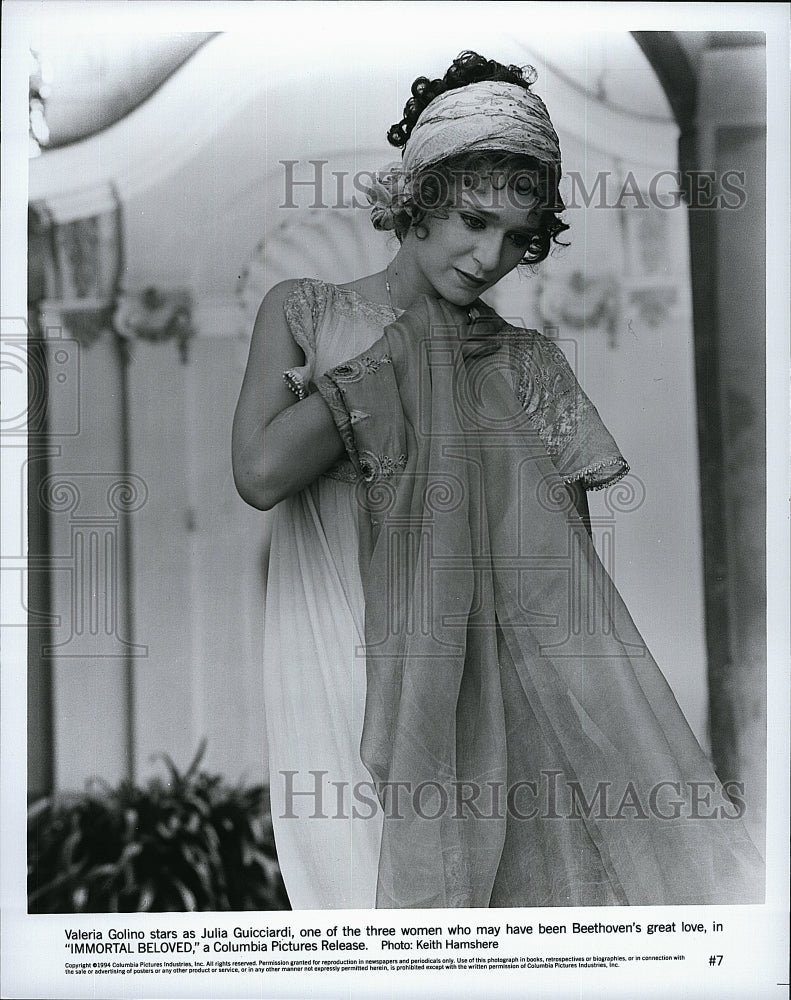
263;277;639;909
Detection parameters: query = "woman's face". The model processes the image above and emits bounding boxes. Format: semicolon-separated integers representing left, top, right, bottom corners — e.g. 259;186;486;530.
404;172;541;306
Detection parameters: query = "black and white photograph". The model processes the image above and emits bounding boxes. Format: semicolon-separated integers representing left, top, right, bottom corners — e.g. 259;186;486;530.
2;2;789;998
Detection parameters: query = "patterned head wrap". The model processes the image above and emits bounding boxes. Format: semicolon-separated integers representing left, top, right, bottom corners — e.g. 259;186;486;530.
366;79;561;231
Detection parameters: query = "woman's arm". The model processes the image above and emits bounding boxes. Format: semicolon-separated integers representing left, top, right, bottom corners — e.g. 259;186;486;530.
232;281;345;511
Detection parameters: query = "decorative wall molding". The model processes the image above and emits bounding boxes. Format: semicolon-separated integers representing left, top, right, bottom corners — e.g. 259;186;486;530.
41;302;114;349
30;194;121;301
114;288;194;363
29;35;680;213
40;294;246;353
31;181;120;226
192;296;249;341
30;186;122;352
536;270;621;346
28;35;262;206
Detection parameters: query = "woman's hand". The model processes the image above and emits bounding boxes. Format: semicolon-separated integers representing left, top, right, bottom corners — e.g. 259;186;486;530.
463;303;507;360
385;294;504;360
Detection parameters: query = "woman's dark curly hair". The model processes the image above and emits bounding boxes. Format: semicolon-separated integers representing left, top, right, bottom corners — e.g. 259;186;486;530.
387;50;569;265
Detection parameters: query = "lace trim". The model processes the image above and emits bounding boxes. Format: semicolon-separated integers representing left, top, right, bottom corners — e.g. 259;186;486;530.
282;284;629;492
509;332;582;457
283;368;307;400
313;375;361;474
283;278;394;345
281;280;396;410
358;451;407;483
505;326;628;492
282;278;331;362
564;458;630;492
327;353;392;384
314;345;407;486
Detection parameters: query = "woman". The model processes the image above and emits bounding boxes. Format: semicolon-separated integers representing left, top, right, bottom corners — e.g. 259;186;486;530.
233;51;764;909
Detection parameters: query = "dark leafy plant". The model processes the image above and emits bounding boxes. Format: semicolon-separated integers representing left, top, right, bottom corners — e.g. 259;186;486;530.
28;742;290;913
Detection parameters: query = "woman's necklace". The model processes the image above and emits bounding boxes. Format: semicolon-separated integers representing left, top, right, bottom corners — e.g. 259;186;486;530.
385;261;478;322
385;262;401;319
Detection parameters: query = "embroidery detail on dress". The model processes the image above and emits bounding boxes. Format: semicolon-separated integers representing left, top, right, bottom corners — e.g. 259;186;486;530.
314;375;361;474
330;354;393;383
322;460;359;483
282;279;335;400
328;284;399;323
540;389;582;457
283;280;403;487
283;278;331;361
358;451;407;483
443;844;470;908
504;324;628;490
511;335;583;457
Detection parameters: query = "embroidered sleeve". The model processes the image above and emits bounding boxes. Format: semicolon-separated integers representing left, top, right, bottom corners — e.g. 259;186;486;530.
313;345;407;484
506;327;629;491
281;278;330;398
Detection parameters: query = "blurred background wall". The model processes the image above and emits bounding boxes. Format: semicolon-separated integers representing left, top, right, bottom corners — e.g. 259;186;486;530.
24;22;766;842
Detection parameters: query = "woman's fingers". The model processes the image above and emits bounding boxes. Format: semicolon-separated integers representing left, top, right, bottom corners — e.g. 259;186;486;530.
463;304;505;359
422;295;470;338
384;294;504;360
384;294;467;345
